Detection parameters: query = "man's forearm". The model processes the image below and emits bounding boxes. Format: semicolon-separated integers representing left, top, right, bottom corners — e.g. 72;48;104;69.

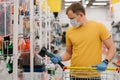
105;47;116;62
62;52;72;61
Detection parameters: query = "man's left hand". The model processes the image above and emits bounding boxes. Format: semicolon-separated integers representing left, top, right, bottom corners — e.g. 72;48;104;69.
97;60;108;71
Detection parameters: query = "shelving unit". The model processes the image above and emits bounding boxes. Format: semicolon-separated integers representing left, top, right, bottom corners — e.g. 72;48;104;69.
112;21;120;67
0;1;14;80
0;0;54;80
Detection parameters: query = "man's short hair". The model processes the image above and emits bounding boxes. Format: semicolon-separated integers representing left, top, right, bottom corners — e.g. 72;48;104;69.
66;2;85;15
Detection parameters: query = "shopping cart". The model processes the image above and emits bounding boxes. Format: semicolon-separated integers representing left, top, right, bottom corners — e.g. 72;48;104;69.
60;66;120;80
39;47;120;80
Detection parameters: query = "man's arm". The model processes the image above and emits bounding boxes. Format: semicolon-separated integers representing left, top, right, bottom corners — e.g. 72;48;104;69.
103;37;116;62
62;46;72;61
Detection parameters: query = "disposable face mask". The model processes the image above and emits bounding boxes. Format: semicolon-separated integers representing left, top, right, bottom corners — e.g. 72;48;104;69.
70;18;80;28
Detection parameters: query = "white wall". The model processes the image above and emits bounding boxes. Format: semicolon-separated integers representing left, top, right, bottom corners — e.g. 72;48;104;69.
58;7;112;31
58;10;70;24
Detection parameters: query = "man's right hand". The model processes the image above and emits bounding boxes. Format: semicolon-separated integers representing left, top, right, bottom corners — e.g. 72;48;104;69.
50;54;62;64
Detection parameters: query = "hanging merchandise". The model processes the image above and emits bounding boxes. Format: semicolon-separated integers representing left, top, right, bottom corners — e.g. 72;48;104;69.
5;0;55;79
2;41;13;59
50;20;63;53
6;56;13;74
23;17;30;37
18;38;25;51
25;39;30;50
0;59;11;79
0;0;20;79
112;22;120;68
22;3;26;15
116;59;120;66
34;27;40;51
18;38;30;53
20;13;48;74
53;12;58;20
47;63;55;76
0;48;2;55
56;26;61;36
61;32;66;44
0;38;13;74
56;38;61;47
111;0;120;22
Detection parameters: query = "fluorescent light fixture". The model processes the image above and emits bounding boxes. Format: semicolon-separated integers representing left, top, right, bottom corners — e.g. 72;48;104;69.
65;3;72;5
92;2;107;5
65;6;68;9
65;5;70;8
85;1;89;4
65;0;81;2
110;4;113;7
90;6;98;8
84;4;87;8
96;0;109;1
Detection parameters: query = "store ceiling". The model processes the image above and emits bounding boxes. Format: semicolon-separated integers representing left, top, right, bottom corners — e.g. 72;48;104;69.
63;0;110;9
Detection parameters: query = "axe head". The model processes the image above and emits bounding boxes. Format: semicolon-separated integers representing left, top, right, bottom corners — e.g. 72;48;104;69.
39;47;47;57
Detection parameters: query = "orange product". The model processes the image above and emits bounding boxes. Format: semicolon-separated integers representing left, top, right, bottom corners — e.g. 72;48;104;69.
18;38;30;51
11;5;20;15
18;41;26;50
117;59;120;66
22;3;26;13
18;38;26;50
25;39;30;50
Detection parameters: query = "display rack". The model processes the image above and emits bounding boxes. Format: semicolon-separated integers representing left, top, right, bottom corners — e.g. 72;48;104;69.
0;0;56;80
0;1;14;80
112;21;120;67
20;0;53;80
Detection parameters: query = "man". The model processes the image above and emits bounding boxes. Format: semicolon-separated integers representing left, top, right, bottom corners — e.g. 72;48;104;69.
50;2;116;80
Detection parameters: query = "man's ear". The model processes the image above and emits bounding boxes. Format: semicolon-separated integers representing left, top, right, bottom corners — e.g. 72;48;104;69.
79;12;84;17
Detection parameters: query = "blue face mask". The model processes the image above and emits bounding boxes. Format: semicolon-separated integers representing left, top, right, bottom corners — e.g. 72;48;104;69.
70;18;80;28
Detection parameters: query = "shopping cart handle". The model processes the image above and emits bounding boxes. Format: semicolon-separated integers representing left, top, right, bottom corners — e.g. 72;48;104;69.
64;66;120;72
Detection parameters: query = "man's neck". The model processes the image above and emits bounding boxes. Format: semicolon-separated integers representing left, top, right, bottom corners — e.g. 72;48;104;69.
81;17;88;26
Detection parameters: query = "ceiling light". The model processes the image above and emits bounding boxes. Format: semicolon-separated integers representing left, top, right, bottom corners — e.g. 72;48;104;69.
96;0;109;1
90;6;98;8
110;4;113;7
65;0;81;2
92;2;107;5
65;3;72;5
84;4;87;8
64;5;70;9
65;6;68;9
85;1;89;4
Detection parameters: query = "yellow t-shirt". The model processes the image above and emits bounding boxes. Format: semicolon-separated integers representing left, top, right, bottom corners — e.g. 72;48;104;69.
66;20;110;77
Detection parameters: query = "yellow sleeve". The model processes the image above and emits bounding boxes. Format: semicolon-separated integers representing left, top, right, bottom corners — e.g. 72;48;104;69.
99;23;110;41
66;29;72;46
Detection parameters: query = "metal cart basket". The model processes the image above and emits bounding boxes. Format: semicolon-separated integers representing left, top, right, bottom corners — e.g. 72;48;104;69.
59;67;120;80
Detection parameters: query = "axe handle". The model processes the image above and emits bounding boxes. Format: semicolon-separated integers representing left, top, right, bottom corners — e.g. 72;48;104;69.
58;61;65;69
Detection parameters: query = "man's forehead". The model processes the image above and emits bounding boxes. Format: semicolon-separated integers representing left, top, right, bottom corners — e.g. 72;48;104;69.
67;10;74;14
67;10;76;18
